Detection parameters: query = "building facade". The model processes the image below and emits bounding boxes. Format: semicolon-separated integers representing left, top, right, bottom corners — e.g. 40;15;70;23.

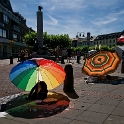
94;32;122;48
0;0;34;59
72;32;97;47
72;31;123;49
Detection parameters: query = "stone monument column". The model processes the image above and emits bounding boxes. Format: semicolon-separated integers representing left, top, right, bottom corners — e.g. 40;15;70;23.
37;6;43;55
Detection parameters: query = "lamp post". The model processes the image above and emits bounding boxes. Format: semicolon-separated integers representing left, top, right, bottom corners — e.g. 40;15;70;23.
75;32;85;63
76;32;85;38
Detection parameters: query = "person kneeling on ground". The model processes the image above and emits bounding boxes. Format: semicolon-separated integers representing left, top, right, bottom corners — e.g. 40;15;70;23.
28;81;48;100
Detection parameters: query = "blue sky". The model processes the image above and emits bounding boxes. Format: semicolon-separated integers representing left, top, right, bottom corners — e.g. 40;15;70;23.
10;0;124;38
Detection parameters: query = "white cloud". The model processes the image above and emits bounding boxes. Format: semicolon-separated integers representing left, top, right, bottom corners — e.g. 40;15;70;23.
40;0;87;11
47;15;58;25
10;0;124;38
92;17;118;26
86;0;119;8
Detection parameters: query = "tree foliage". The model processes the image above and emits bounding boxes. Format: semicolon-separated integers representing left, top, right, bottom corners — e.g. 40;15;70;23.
23;31;37;46
71;45;115;53
23;31;72;49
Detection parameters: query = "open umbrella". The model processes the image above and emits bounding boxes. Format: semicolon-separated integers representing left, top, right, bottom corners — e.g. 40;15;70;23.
117;35;124;42
9;58;66;91
82;50;120;76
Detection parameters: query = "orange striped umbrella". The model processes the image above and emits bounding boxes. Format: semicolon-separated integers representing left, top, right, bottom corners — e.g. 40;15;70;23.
82;50;121;76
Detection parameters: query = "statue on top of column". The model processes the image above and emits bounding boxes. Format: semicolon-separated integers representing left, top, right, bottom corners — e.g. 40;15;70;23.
38;6;43;11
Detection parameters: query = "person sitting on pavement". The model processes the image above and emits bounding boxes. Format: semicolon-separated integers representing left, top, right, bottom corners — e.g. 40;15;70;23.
27;81;48;100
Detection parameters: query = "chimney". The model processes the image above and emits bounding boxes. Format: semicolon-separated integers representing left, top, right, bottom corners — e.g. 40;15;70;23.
87;32;90;41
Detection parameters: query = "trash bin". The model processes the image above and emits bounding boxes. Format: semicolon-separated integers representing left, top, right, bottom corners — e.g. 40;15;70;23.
10;54;13;64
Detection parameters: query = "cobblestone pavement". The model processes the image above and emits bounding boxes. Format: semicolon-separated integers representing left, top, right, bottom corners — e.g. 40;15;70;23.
0;57;86;98
0;57;124;124
0;57;122;98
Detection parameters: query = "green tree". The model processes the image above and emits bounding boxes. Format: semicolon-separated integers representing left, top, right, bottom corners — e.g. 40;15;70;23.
101;45;110;50
23;31;37;46
23;31;72;49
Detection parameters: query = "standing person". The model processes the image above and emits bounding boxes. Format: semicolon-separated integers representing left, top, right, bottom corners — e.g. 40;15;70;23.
17;52;21;62
66;46;72;63
54;46;61;63
24;50;29;60
20;50;25;63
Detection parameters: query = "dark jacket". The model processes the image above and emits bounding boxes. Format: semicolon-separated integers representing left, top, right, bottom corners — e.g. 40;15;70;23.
28;82;48;100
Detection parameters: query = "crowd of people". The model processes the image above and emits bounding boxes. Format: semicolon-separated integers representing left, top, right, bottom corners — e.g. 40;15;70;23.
54;45;77;63
18;46;79;64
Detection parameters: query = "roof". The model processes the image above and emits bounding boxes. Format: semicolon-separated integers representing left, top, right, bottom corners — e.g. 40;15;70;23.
77;36;97;42
0;0;13;12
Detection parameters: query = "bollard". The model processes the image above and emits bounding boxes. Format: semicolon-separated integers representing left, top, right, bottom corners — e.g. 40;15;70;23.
77;55;80;64
10;54;13;64
63;64;74;93
121;60;124;73
61;56;65;64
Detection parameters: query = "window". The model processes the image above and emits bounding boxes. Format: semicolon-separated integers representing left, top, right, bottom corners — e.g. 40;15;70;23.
0;28;7;38
0;45;2;52
0;28;2;36
3;30;6;37
3;14;9;23
13;33;18;41
12;47;18;53
20;36;21;42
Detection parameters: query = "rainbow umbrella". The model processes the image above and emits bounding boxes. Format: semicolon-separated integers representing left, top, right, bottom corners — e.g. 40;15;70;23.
9;58;66;91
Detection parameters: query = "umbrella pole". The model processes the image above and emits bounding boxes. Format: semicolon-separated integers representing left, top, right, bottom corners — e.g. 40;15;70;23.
37;67;39;82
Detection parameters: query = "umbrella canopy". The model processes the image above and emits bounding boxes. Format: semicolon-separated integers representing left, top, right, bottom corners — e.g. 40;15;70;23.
117;35;124;42
82;50;120;76
10;58;66;91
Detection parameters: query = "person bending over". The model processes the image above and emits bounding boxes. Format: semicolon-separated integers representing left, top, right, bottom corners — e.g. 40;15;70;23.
28;81;48;100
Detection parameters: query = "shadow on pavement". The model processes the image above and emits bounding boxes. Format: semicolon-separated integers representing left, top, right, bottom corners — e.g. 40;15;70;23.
85;75;124;85
5;91;73;119
64;90;79;99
